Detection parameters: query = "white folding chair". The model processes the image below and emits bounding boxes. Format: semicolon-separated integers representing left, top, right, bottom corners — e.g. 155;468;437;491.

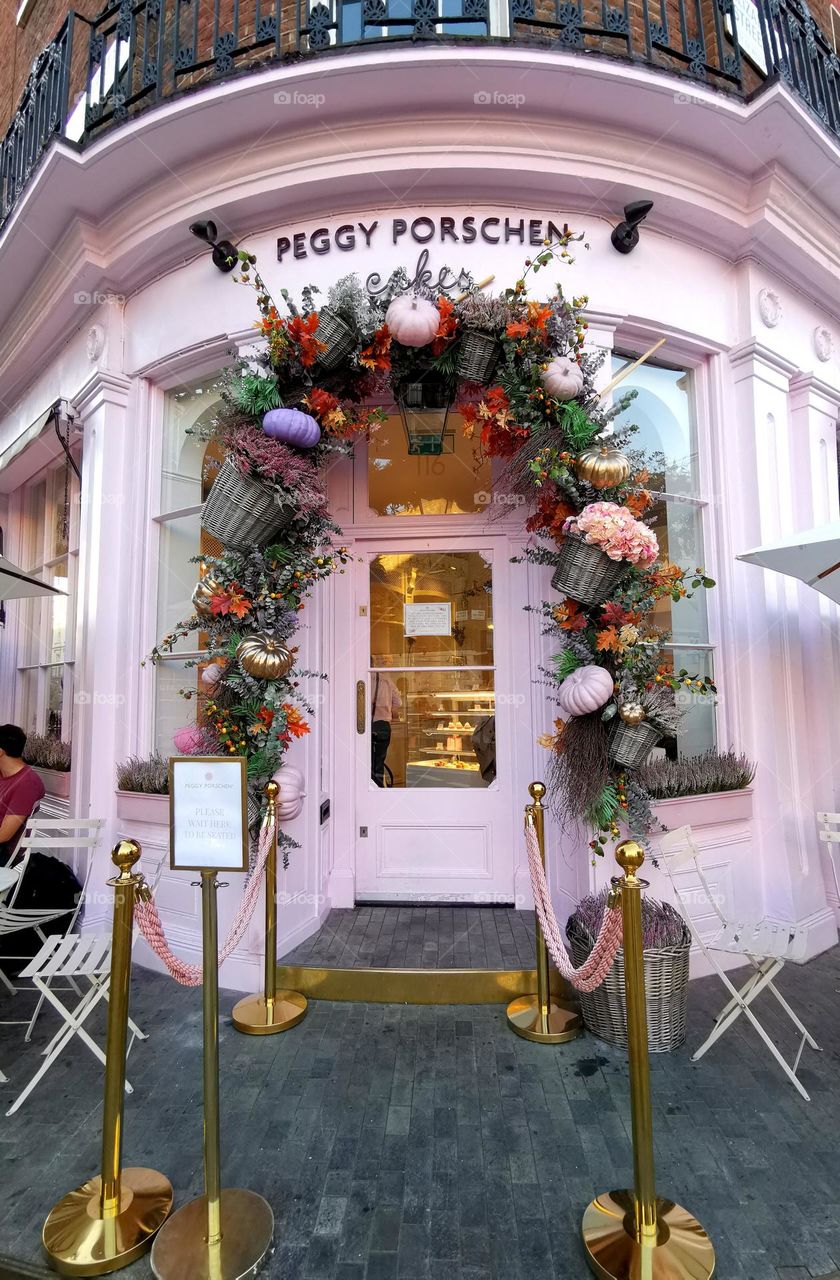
659;825;820;1101
0;817;104;1040
5;934;137;1115
3;852;165;1110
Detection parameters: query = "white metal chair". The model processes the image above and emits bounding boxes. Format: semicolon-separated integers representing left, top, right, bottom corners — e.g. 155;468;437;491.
4;853;165;1114
659;824;820;1101
0;816;104;1040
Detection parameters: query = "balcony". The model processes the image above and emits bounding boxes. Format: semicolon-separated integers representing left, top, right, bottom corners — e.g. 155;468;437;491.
1;0;839;232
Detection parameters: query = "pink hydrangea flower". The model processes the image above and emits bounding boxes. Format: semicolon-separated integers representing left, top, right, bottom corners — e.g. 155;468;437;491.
563;501;658;566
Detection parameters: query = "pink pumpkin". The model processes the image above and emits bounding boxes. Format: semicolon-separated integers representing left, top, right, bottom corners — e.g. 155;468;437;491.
385;295;440;348
271;764;306;821
201;662;224;687
556;665;614;717
262;407;321;448
173;726;205;754
542;356;584;401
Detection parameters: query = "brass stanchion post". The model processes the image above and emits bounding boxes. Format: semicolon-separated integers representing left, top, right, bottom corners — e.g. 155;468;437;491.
232;780;307;1035
507;781;582;1044
581;840;716;1278
42;840;173;1276
150;872;274;1280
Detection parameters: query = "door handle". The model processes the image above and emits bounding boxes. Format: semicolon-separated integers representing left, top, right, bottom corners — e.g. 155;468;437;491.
356;680;366;734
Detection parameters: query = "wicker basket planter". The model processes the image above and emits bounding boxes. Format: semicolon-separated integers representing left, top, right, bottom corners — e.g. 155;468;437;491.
551;535;628;607
609;719;662;768
457;330;500;383
201;455;294;549
567;919;690;1053
315;310;356;370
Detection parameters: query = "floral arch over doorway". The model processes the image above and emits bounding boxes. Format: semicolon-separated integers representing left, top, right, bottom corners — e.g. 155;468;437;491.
151;233;715;857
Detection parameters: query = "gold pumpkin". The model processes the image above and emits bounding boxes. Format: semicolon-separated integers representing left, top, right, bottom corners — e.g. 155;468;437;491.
618;702;646;726
191;577;223;617
574;444;631;490
236;634;294;680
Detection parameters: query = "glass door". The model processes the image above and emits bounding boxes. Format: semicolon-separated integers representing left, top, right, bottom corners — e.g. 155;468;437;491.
355;544;515;902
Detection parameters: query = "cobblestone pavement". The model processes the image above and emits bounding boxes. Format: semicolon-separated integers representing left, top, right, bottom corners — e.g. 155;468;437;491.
280;908;537;970
3;944;840;1278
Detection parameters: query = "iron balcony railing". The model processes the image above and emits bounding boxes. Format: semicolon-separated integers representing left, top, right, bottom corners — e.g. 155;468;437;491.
1;0;839;229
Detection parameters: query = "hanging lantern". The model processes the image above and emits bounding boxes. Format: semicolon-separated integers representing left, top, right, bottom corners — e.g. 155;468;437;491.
397;375;452;456
236;634;294;680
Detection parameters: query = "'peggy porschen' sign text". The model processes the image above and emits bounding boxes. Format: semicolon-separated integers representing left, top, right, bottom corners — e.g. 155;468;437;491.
276;215;569;263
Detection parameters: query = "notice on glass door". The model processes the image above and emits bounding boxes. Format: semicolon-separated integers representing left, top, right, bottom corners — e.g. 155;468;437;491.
404;602;452;637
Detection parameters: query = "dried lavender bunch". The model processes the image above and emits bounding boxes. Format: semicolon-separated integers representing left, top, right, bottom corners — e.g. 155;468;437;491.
568;887;689;949
546;713;611;832
636;749;756;800
456;293;515;335
116;752;169;794
23;733;71;771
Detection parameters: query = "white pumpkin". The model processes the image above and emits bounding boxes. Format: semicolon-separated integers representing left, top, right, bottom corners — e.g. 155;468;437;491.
556;665;614;717
385;294;440;348
200;662;224;687
270;764;306;821
542;356;585;401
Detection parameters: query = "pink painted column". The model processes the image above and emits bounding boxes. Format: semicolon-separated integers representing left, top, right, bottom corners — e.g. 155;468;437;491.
724;343;837;954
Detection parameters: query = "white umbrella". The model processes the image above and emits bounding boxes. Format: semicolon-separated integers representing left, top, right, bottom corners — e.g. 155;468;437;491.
737;521;840;606
0;555;66;602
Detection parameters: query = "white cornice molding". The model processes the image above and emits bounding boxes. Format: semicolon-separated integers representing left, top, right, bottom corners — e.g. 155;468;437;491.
727;339;799;384
73;370;133;418
788;371;840;412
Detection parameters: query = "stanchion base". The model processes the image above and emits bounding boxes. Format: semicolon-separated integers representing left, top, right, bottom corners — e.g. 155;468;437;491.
581;1190;715;1278
42;1167;173;1277
506;994;582;1043
150;1188;273;1280
231;990;308;1035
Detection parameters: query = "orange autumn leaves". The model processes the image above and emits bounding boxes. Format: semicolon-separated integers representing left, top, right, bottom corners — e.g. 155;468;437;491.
461;386;529;458
553;597;645;655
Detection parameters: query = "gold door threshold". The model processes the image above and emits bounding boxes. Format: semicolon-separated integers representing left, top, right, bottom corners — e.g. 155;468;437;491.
276;965;572;1006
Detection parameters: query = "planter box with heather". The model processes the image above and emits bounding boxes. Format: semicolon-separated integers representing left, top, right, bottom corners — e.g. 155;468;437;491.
116;790;169;824
33;767;72;799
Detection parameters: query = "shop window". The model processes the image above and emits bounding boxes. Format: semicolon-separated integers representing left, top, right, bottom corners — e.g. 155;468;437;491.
367;414;493;516
369;551;496;788
13;459;79;742
611;355;716;759
154;374;224;752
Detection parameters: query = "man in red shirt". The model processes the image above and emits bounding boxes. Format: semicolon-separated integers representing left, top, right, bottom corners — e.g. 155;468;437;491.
0;725;46;864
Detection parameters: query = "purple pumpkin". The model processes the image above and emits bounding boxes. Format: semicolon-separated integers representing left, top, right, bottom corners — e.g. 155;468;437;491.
262;407;321;449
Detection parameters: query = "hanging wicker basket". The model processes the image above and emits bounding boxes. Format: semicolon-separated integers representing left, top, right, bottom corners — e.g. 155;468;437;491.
457;330;500;383
567;919;690;1053
608;719;662;768
315;310;356;370
551;535;628;607
201;456;294;550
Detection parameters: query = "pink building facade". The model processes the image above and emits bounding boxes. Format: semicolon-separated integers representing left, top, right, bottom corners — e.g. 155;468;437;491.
1;43;840;987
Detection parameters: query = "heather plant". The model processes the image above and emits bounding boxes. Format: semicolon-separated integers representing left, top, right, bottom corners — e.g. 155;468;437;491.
23;733;71;771
455;293;515;335
116;752;169;794
636;749;755;799
569;887;689;949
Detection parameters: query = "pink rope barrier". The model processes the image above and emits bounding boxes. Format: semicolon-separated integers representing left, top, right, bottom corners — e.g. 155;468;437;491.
134;818;275;987
526;819;623;993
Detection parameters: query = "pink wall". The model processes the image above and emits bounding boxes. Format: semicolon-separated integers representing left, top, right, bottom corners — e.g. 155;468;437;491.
0;49;839;985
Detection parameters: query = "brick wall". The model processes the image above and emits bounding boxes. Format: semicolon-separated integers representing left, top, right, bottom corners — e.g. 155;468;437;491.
1;0;837;140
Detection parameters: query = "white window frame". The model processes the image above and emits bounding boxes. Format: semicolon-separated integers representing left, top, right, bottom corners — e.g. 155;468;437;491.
13;457;80;743
612;350;717;755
